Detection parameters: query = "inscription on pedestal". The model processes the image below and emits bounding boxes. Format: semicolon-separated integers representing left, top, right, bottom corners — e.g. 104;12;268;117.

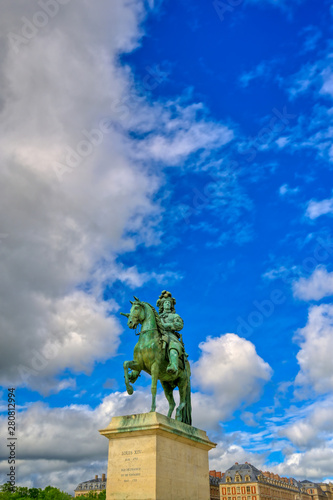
119;450;143;482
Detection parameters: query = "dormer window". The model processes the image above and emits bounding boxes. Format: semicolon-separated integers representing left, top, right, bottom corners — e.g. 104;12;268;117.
226;477;232;483
245;476;250;482
235;474;241;482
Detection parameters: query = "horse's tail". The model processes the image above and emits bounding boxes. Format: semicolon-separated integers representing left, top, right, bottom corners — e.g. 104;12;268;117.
181;360;192;426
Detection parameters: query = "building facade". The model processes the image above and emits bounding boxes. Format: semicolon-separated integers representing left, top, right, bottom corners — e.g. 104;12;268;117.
210;471;224;500
74;474;106;497
300;481;333;500
219;463;333;500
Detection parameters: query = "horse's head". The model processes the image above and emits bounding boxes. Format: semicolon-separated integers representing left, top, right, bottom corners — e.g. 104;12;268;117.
123;297;145;330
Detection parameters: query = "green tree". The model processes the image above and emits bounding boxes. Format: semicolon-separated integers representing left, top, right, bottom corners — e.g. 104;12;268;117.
0;485;73;500
28;489;39;499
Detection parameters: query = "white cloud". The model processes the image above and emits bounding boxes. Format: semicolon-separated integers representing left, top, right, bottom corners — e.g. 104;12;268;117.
287;62;319;98
320;68;333;98
276;137;290;148
294;304;333;395
306;196;333;219
274;447;333;481
192;334;272;420
131;102;234;166
239;61;271;88
0;0;160;392
279;184;299;196
209;441;266;474
0;390;167;492
278;398;333;448
274;47;333;163
293;266;333;301
263;265;290;281
0;1;234;392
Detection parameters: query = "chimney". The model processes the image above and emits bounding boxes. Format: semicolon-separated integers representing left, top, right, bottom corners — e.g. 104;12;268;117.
216;472;222;479
210;470;217;477
102;474;105;482
235;462;238;465
95;475;98;480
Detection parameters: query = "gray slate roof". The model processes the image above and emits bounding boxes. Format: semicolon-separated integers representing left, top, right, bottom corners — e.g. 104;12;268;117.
75;478;106;490
210;476;222;486
221;463;262;483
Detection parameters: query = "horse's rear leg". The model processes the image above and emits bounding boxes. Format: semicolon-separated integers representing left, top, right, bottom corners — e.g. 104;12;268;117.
161;381;176;418
123;360;141;395
150;362;159;413
176;378;187;421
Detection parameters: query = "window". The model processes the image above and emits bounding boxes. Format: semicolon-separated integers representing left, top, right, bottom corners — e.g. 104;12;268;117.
247;487;251;493
246;476;251;482
227;477;232;483
228;488;231;493
237;487;241;493
235;475;241;482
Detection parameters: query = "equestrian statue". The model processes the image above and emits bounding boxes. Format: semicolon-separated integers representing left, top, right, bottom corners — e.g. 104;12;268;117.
120;290;192;425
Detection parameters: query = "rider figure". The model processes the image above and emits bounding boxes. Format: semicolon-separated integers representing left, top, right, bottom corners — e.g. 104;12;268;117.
157;290;184;375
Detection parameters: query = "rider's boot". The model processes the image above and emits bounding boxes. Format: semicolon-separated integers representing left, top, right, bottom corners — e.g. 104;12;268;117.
167;349;179;375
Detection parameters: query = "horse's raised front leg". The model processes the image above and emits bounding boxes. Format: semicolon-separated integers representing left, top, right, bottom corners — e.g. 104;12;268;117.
123;360;141;395
150;362;159;413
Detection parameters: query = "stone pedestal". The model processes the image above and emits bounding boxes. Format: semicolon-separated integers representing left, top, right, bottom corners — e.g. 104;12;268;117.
99;412;216;500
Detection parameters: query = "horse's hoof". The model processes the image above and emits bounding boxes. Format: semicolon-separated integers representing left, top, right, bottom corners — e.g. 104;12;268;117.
127;386;134;395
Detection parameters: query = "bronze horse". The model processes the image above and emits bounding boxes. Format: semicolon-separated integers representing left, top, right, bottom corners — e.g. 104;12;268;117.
121;297;192;425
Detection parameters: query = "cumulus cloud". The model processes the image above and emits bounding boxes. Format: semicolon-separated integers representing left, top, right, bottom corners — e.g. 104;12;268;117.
306;197;333;219
192;334;273;420
209;441;267;473
0;389;168;492
274;447;333;481
294;304;333;396
0;1;234;393
0;0;159;393
280;403;333;449
293;266;333;301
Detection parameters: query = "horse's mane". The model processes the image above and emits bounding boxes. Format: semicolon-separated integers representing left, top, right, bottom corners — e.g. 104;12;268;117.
142;302;164;335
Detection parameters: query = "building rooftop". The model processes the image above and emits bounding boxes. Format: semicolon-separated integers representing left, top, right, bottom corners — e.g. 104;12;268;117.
221;462;262;483
75;474;106;491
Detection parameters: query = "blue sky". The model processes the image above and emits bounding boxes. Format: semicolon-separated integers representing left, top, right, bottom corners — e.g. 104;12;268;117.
0;0;333;493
